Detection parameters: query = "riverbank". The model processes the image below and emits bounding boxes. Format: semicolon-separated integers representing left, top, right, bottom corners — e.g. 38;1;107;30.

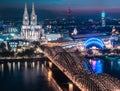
0;56;46;62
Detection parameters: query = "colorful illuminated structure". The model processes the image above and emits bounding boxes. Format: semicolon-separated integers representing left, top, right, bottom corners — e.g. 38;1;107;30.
21;3;44;41
84;38;105;49
101;11;106;27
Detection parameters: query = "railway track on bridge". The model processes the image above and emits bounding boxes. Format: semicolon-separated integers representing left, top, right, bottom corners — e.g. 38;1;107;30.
40;45;120;91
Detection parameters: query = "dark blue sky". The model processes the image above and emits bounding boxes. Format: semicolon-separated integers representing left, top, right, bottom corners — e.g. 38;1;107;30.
0;0;120;20
0;0;120;11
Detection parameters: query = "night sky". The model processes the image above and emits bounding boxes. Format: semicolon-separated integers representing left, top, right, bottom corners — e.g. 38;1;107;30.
0;0;120;10
0;0;120;20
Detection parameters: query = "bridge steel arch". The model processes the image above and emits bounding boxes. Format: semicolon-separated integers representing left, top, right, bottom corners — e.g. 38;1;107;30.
44;47;54;57
52;46;66;56
43;46;120;91
84;38;105;49
54;52;80;74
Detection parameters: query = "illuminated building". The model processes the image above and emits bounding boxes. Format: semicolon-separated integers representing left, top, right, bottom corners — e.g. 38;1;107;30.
46;34;61;41
110;26;119;48
8;39;30;52
84;38;105;49
71;27;78;35
101;11;106;27
21;3;44;41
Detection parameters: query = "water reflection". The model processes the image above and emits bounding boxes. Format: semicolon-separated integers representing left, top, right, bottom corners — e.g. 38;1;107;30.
18;62;20;70
44;61;47;66
8;62;11;72
84;59;103;74
84;57;120;79
89;59;103;74
37;61;39;71
32;61;35;68
1;64;4;73
13;62;15;71
41;64;44;73
0;61;55;91
25;61;27;70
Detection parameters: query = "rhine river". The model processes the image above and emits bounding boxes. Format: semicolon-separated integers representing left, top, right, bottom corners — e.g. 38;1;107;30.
0;60;55;91
0;57;120;91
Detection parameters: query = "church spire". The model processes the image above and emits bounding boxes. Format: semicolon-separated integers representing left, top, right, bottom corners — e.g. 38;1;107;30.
24;3;28;15
23;3;29;25
32;3;35;15
31;3;37;25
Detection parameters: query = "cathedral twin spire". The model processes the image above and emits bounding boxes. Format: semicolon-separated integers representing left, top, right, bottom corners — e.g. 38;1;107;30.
23;3;37;26
23;3;29;25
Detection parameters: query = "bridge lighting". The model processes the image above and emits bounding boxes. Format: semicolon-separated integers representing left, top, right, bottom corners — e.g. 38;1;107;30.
69;82;73;91
115;89;120;91
48;70;52;81
49;62;52;68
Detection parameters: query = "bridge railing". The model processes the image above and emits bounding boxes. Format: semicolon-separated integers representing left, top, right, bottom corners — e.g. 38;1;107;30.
41;45;120;91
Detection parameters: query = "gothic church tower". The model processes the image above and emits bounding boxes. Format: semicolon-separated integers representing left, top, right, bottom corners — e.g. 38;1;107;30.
30;3;37;25
23;3;29;25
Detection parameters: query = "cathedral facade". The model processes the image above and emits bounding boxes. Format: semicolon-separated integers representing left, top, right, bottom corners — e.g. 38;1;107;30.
21;3;44;41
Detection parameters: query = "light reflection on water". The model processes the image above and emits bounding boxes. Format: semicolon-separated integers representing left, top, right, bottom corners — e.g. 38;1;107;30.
13;62;15;71
18;62;20;70
8;62;11;72
0;61;55;91
83;59;104;74
25;61;27;70
89;59;103;74
2;64;4;72
85;58;120;79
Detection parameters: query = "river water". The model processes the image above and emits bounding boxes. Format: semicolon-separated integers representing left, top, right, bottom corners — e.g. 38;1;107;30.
86;57;120;79
1;57;120;91
0;60;55;91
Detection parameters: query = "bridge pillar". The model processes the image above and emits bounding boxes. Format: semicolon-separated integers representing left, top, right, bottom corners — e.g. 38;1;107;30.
44;61;47;66
69;82;73;91
49;61;52;68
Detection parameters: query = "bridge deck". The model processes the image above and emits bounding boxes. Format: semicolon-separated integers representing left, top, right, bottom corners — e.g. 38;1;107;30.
40;45;120;91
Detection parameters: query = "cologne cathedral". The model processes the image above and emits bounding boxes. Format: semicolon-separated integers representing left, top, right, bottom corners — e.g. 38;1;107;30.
21;3;44;41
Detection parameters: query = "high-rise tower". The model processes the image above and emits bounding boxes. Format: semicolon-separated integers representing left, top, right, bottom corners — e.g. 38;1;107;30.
23;3;29;25
67;8;72;15
101;11;106;27
31;3;37;25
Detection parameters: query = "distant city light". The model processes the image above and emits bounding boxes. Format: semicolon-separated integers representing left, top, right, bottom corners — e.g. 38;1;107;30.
101;11;105;18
